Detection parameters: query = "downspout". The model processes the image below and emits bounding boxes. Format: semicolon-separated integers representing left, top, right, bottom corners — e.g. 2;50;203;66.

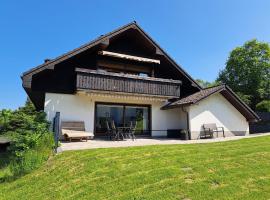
181;106;191;140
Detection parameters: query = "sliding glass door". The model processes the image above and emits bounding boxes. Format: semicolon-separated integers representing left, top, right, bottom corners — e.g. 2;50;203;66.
95;103;151;136
125;106;150;134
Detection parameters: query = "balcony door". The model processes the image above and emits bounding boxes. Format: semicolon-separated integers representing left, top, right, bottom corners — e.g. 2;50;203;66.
95;103;151;136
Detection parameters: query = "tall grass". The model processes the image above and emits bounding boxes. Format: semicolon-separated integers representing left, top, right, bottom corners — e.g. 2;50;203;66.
0;133;54;182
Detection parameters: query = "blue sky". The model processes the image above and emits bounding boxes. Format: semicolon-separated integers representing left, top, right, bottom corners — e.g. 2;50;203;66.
1;0;270;110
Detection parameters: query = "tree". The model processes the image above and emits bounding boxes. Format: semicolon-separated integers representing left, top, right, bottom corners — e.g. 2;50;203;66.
0;99;49;134
0;109;12;132
217;39;270;109
195;79;219;88
18;98;36;116
256;100;270;112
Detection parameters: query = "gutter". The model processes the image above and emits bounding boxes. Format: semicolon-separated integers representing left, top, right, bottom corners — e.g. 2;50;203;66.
181;106;191;140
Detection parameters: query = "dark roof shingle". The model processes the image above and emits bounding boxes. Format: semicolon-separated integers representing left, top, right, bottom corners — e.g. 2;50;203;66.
165;85;225;107
161;84;260;122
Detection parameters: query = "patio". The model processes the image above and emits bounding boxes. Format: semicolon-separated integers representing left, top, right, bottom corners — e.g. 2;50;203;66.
57;132;270;152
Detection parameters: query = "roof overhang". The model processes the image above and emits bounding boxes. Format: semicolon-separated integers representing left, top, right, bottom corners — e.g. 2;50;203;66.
220;86;260;122
161;85;260;122
21;22;201;90
21;22;203;110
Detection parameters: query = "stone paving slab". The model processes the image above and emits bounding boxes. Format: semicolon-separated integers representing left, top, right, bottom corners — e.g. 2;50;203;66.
58;132;270;152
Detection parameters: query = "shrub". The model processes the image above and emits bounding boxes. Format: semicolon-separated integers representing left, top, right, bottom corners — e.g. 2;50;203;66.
8;133;54;178
0;99;54;182
256;100;270;112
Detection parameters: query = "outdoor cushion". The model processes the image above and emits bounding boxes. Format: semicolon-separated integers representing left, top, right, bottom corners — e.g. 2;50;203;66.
61;129;94;138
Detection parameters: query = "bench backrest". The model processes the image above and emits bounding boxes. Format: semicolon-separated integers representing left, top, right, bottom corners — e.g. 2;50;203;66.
203;123;217;130
61;121;85;131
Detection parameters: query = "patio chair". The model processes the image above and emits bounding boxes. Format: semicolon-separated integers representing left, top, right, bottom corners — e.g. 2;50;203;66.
106;121;118;140
111;120;124;140
202;123;225;139
127;121;137;140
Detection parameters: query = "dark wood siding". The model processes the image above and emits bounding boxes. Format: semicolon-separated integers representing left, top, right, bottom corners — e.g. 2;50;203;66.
22;24;202;109
76;69;181;97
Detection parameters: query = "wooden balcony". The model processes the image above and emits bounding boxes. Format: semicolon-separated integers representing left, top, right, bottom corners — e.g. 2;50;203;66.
76;68;181;97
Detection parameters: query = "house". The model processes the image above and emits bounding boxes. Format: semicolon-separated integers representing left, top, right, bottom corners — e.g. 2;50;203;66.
21;22;259;139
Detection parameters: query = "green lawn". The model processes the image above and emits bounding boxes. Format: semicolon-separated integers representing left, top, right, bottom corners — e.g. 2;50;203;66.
0;136;270;200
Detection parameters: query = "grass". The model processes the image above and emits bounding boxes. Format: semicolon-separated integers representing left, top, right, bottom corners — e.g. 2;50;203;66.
0;152;11;179
0;133;54;181
0;136;270;200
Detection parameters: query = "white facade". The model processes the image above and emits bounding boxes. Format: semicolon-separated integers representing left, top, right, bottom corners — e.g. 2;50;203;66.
188;93;249;139
44;92;250;139
44;92;187;137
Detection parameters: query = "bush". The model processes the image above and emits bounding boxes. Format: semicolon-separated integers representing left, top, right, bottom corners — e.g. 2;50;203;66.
256;100;270;112
8;133;54;178
0;99;54;182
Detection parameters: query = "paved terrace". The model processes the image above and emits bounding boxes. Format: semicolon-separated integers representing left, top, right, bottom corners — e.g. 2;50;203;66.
58;132;270;152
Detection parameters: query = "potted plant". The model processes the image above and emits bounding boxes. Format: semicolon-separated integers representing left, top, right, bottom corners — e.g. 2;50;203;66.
180;129;189;140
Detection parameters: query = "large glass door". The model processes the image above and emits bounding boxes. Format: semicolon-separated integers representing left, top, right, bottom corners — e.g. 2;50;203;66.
95;104;124;136
125;106;150;135
95;103;151;136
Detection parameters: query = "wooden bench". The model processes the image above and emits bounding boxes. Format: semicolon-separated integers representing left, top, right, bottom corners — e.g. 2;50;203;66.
61;121;94;142
202;123;225;139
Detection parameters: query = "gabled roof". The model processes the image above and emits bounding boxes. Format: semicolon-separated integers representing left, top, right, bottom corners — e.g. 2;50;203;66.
161;85;260;122
21;21;201;89
165;85;225;107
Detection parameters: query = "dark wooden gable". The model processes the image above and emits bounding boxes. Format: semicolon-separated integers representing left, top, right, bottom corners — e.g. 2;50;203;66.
22;22;201;110
102;27;200;95
106;28;156;57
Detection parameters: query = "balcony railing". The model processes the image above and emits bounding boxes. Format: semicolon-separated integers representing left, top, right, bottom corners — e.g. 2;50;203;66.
76;68;181;97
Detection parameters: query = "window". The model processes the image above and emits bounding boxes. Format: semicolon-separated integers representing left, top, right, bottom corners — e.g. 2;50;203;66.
95;103;151;136
139;73;149;77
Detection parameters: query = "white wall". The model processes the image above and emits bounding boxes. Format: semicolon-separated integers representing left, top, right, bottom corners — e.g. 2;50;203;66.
44;93;187;137
151;106;187;136
45;93;95;132
188;93;249;139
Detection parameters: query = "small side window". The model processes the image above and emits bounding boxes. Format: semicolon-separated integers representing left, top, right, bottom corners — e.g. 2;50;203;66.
139;73;149;77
